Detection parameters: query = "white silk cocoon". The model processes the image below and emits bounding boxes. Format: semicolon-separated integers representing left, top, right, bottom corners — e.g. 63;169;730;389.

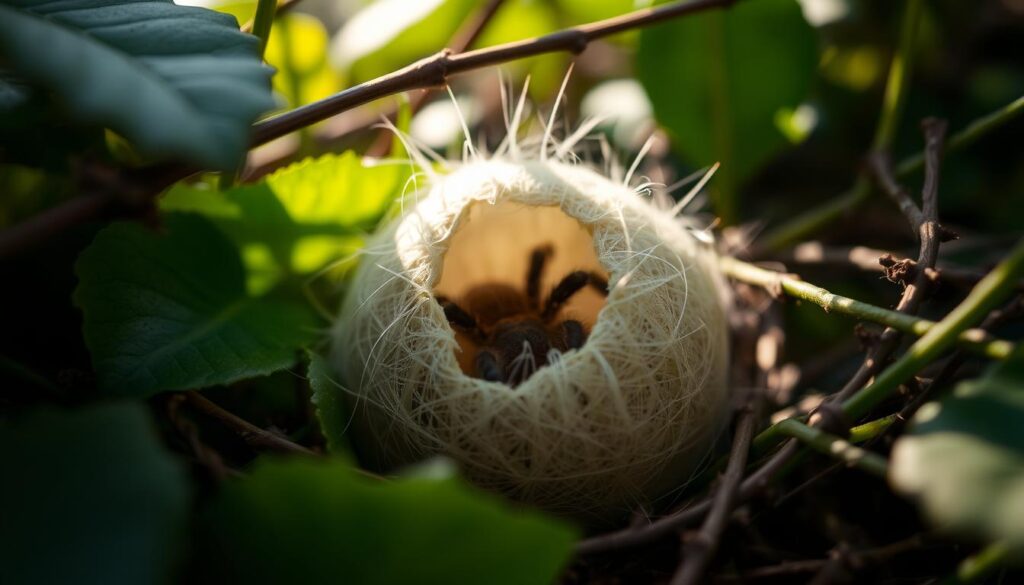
331;157;730;520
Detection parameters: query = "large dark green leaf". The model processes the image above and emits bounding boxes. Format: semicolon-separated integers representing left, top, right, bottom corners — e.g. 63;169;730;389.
195;458;577;584
890;346;1024;556
74;213;317;397
0;0;275;170
0;403;189;585
636;0;817;223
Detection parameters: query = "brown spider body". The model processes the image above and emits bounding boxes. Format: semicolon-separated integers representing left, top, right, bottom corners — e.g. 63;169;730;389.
439;244;606;385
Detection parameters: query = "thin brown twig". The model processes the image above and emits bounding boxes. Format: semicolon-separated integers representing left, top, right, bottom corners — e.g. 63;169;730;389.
672;399;759;584
808;546;852;585
249;0;734;147
166;394;232;481
576;440;800;555
184;391;316;456
363;0;507;158
242;0;508;178
716;559;828;582
0;0;735;260
671;309;781;585
183;391;389;481
776;243;998;290
715;533;935;583
831;118;948;405
868;153;925;232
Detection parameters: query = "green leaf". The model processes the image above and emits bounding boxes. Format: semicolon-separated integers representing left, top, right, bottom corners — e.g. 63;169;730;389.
308;351;351;454
474;0;563;98
890;346;1024;556
265;12;341;109
0;0;275;170
195;458;577;584
636;0;817;223
160;152;407;294
332;0;476;84
556;0;637;44
74;213;317;397
0;403;189;585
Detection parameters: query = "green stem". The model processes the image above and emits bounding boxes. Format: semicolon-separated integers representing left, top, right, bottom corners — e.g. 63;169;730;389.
251;0;278;59
848;414;898;442
841;237;1024;420
761;91;1024;252
0;353;60;395
775;418;889;478
871;0;923;151
719;256;1015;359
941;541;1010;585
707;10;736;225
897;95;1024;176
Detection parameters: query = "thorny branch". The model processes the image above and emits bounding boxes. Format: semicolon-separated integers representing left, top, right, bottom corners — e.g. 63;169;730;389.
777;243;1021;292
718;257;1014;360
578;113;1023;577
830;118;949;405
758;95;1023;253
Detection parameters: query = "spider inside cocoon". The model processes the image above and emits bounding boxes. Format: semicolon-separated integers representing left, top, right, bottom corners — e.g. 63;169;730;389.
330;153;730;522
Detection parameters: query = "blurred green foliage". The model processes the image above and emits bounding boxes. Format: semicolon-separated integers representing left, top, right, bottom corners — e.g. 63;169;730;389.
637;0;818;224
891;346;1024;556
0;403;190;584
194;458;577;584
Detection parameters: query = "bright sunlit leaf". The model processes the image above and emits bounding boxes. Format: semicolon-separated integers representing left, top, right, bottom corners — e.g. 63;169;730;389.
161;152;409;294
266;13;342;109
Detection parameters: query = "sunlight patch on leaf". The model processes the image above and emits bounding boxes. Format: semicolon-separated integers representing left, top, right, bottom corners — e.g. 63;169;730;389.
161;152;409;294
265;13;342;109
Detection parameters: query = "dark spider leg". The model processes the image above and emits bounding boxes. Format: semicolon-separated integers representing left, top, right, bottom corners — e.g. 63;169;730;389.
475;350;503;382
437;297;485;343
541;270;609;320
560;320;586;350
525;243;554;309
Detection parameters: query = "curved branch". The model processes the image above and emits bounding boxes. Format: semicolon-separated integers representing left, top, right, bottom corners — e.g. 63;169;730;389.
0;0;735;259
250;0;735;147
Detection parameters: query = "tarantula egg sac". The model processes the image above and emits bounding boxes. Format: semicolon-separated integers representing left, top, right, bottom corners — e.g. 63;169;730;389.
329;158;730;522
